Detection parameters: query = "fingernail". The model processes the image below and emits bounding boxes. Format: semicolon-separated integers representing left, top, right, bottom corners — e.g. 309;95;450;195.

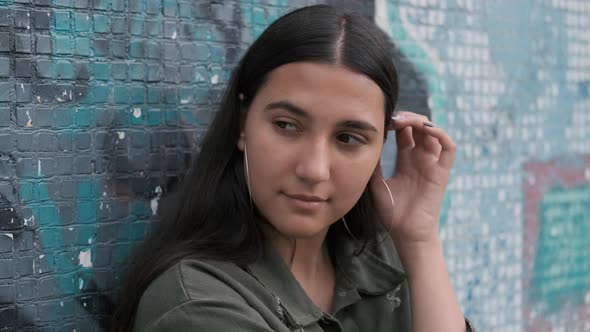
423;121;435;128
391;114;404;120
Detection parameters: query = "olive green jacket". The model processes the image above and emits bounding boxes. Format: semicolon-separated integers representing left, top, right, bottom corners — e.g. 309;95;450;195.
134;231;475;331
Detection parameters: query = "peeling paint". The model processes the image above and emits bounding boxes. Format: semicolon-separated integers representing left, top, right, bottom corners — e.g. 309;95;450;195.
26;110;33;127
211;74;219;84
78;249;92;268
151;186;163;216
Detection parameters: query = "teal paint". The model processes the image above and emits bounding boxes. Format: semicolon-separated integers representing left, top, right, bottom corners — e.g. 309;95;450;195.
55;60;75;80
240;0;289;43
53;34;72;55
382;1;448;127
530;185;590;314
74;37;91;56
93;14;109;33
53;11;71;32
13;0;169;304
74;13;90;32
379;1;451;227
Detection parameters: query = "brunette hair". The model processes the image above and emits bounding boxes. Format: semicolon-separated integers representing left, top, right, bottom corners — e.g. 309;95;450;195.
113;5;398;330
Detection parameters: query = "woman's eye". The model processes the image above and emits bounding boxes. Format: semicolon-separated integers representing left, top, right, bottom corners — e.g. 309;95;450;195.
338;134;363;145
275;121;298;131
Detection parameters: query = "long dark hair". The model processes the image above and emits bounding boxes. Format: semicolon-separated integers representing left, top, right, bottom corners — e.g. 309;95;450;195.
113;5;398;330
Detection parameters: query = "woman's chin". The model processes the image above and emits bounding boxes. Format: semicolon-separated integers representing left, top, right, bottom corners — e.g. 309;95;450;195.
267;217;334;240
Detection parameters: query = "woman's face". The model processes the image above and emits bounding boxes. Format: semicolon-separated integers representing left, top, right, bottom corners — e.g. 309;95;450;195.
239;62;385;239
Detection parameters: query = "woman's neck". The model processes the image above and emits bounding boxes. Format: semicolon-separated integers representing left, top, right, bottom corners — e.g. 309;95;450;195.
262;225;336;312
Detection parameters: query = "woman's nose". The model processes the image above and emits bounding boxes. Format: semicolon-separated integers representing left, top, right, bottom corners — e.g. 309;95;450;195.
294;140;331;183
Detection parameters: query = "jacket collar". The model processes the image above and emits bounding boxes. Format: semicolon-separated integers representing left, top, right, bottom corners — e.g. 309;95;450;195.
247;228;406;327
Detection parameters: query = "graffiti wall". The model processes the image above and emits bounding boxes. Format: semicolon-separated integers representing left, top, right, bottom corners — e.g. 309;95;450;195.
0;0;588;331
374;1;590;331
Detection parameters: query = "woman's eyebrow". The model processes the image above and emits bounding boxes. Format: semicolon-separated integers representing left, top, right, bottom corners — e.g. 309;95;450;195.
338;120;378;133
264;100;378;133
264;101;309;118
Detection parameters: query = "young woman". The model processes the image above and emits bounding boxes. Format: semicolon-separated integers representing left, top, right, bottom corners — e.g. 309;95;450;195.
114;5;475;331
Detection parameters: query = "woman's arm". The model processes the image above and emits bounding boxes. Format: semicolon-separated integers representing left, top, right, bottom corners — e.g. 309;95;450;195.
370;111;473;331
395;237;466;332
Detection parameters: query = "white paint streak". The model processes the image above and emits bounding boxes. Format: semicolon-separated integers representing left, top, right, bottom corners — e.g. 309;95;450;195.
68;227;73;231
211;74;219;84
79;278;84;290
78;249;92;268
151;186;163;216
37;159;41;177
117;131;125;139
132;107;142;118
180;98;190;104
171;31;177;39
3;234;13;240
24;215;35;226
26;110;33;127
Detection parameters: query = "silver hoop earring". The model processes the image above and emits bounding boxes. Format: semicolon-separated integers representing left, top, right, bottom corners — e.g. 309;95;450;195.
379;176;396;235
342;176;395;242
243;143;253;211
342;216;359;242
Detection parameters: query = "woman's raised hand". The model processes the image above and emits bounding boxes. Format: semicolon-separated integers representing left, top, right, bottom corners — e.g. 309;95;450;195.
370;111;456;246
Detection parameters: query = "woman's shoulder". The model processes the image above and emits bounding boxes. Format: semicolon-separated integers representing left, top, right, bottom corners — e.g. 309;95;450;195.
133;257;253;330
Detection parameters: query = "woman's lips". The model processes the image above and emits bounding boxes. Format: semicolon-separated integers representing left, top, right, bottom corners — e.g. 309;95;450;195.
283;192;327;210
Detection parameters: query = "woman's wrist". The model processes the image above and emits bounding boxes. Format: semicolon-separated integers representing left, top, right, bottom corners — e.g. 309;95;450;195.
391;235;445;277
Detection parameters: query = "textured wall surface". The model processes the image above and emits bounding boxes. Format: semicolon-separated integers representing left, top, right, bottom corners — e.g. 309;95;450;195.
0;0;588;331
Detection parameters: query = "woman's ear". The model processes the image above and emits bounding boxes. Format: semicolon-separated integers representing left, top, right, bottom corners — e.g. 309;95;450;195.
237;133;245;152
237;108;247;152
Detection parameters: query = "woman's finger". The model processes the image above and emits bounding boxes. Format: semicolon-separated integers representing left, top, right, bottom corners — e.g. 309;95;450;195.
395;126;415;151
422;133;442;157
392;111;440;156
389;111;429;131
390;111;456;168
421;124;457;169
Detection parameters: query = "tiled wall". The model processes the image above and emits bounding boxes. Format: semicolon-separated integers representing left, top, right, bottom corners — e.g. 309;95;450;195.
0;0;588;330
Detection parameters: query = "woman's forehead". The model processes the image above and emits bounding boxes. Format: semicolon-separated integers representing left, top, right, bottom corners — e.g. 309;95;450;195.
252;62;385;120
